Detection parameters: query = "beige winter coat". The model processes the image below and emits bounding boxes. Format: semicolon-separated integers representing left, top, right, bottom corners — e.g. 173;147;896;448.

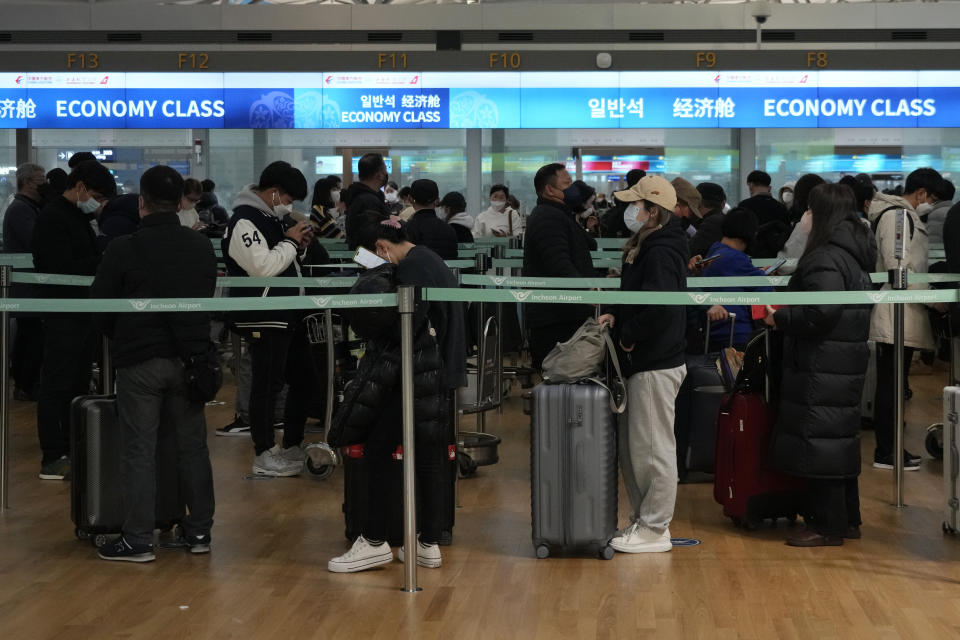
867;192;934;349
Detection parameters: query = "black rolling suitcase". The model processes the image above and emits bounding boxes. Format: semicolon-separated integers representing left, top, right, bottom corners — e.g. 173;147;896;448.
675;314;737;478
70;395;183;547
341;439;456;547
531;382;618;560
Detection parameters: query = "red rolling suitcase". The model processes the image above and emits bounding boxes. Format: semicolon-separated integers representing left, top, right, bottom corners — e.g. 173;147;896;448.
713;391;805;530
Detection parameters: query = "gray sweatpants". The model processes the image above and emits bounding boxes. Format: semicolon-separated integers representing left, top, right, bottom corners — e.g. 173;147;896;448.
619;364;686;535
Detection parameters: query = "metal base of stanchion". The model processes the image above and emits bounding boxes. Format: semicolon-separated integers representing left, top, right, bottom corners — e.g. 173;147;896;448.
400;587;423;593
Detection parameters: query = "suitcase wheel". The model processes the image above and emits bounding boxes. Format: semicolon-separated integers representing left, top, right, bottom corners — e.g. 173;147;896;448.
305;458;335;480
944;522;957;535
92;533;110;548
74;527;90;541
457;451;478;478
535;544;550;559
600;545;615;560
926;424;944;460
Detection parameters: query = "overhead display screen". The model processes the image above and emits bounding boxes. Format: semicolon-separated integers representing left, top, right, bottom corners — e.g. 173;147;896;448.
0;70;957;129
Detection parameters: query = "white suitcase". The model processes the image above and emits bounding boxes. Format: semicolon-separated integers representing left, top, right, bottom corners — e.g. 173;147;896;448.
943;386;960;534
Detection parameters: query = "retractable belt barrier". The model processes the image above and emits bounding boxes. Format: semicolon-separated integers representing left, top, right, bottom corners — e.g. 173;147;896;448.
12;270;960;291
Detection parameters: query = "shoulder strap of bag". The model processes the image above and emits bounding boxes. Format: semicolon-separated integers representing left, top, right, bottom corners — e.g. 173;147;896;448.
872;205;915;239
587;328;627;414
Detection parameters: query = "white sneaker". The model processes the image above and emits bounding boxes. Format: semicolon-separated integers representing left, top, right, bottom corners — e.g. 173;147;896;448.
328;535;394;573
279;445;306;464
610;523;672;554
252;445;302;477
397;537;442;569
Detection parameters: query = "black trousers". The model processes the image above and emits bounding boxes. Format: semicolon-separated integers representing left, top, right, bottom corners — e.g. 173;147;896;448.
808;477;861;537
12;317;44;395
874;342;914;458
37;317;95;464
529;320;585;371
247;325;316;456
363;391;447;545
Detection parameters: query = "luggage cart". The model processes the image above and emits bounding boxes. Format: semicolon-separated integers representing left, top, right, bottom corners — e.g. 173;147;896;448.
456;315;502;477
302;309;343;479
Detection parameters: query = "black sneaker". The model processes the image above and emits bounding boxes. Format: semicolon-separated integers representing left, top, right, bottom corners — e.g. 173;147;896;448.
38;455;70;481
216;415;250;437
873;451;921;471
905;450;922;465
172;528;211;555
98;536;156;563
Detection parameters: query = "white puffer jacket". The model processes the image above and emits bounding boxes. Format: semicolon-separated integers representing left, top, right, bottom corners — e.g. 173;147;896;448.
867;192;934;349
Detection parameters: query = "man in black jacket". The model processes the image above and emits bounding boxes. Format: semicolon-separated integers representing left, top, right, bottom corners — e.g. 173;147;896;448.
523;163;597;368
403;179;458;260
738;170;790;228
343;152;389;249
689;182;727;260
91;165;217;563
32;159;116;480
3;162;45;401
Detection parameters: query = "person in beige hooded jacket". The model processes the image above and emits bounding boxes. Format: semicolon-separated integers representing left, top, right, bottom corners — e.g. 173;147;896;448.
868;168;944;470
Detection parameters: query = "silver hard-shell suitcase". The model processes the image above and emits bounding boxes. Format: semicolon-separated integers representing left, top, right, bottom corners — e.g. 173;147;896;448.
531;382;617;559
943;386;960;534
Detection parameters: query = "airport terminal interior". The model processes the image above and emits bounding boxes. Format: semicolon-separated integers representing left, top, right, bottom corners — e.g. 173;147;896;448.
2;0;960;638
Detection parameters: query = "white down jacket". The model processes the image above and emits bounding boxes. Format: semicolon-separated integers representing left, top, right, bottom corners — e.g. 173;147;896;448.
867;192;934;350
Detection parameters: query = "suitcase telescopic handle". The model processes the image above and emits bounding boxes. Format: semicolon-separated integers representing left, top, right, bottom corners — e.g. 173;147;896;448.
705;312;737;354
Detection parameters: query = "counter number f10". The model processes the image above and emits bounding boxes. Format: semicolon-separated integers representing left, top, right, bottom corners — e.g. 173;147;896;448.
489;53;521;69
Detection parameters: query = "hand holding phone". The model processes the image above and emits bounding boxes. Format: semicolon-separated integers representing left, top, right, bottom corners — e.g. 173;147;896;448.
763;257;787;274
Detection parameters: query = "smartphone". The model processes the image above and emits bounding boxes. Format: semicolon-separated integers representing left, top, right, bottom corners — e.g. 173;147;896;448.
763;257;787;274
696;254;721;268
353;247;388;269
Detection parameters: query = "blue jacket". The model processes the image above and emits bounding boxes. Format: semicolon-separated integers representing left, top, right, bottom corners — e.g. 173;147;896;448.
701;241;771;349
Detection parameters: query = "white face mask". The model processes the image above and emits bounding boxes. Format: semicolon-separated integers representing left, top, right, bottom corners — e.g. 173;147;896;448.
331;190;340;205
77;186;100;214
623;204;647;233
384;191;399;203
437;206;447;218
490;199;507;212
180;207;197;218
272;191;292;217
782;192;794;206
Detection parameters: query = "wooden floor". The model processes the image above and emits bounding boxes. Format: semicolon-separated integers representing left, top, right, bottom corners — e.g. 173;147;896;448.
2;361;960;640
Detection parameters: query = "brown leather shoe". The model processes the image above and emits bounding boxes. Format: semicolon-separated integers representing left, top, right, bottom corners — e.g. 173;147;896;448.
844;525;861;539
786;528;843;547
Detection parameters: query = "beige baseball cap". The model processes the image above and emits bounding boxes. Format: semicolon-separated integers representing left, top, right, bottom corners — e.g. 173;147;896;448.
614;175;678;211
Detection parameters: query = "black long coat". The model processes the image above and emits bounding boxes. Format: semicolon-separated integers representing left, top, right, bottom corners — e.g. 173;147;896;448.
769;215;876;479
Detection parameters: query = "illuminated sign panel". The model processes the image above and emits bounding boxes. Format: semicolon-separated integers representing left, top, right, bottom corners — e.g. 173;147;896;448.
0;71;957;129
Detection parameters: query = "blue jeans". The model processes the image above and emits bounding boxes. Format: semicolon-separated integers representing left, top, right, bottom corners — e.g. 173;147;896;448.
117;357;215;546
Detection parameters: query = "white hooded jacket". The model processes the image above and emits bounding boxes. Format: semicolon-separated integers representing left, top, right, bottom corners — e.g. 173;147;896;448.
474;205;522;238
867;192;934;349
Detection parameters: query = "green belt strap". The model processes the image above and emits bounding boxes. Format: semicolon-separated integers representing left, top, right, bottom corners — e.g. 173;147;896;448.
0;293;396;313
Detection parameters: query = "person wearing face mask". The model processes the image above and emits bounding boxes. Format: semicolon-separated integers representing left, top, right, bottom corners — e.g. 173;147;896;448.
309;176;344;240
596;176;688;554
383;181;403;216
343;153;390;249
403;179;458;260
779;182;796;209
867;167;944;471
3;163;46;402
563;180;599;236
438;191;474;244
223;161;318;477
32;159;117;480
522;164;597;369
177;178;206;231
327;211;466;573
474;184;522;238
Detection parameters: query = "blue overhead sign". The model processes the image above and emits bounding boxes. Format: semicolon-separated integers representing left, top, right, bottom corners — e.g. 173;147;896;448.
0;70;958;129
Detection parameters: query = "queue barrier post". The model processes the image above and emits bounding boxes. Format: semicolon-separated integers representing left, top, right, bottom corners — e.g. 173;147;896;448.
474;251;492;433
398;285;420;593
892;209;909;508
0;265;10;512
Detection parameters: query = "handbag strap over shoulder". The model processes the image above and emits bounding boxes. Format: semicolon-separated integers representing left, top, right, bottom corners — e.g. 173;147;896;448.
587;327;627;414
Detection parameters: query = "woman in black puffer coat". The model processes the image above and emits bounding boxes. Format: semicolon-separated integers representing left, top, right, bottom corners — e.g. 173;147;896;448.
327;211;466;573
763;183;877;548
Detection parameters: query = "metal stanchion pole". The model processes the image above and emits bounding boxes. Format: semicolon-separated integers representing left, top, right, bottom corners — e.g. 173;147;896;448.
474;251;490;434
398;285;420;593
0;265;11;512
493;245;504;414
323;309;335;438
891;208;909;508
100;335;113;395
